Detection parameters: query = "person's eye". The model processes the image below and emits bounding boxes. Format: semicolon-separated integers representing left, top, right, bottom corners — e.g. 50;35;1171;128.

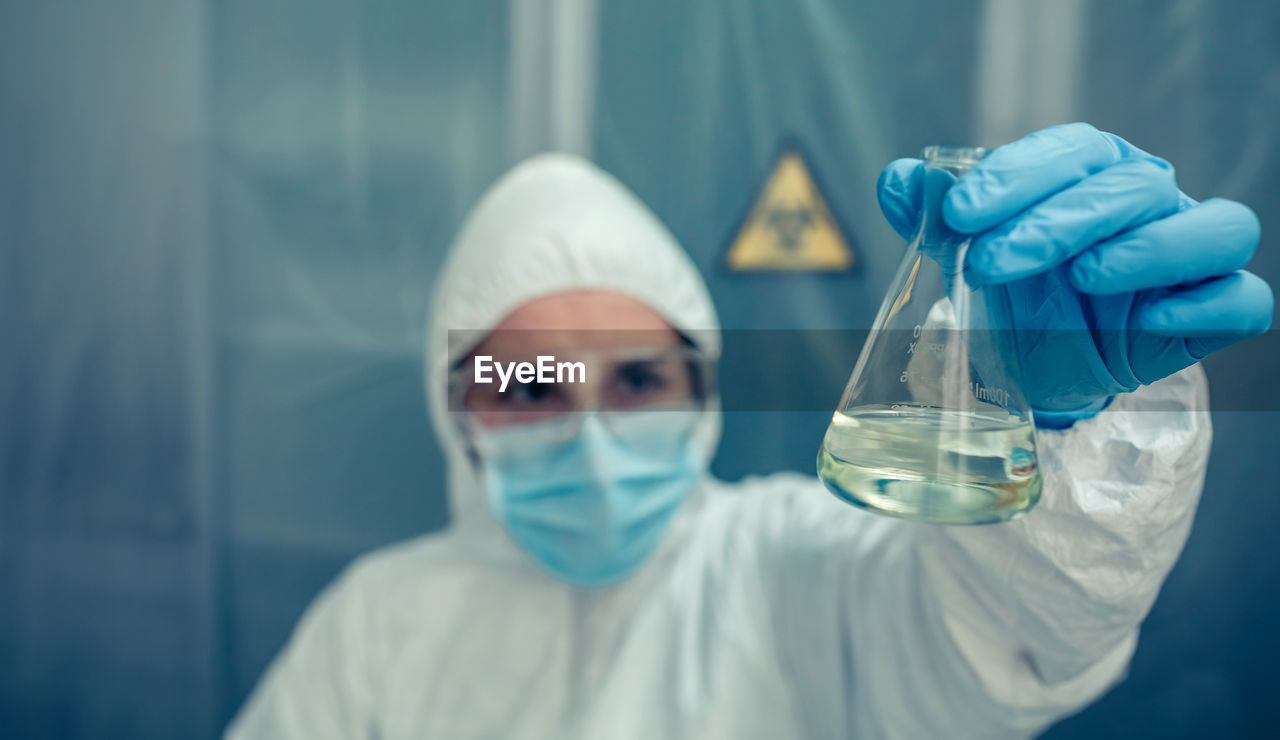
614;362;668;397
502;380;561;407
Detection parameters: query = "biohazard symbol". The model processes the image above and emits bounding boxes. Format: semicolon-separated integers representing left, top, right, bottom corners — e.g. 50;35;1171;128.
724;147;856;272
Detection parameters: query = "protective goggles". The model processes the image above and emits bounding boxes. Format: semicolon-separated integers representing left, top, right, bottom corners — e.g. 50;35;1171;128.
448;344;715;447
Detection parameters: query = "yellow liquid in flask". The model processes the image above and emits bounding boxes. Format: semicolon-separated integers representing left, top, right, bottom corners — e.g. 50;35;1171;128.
817;406;1041;525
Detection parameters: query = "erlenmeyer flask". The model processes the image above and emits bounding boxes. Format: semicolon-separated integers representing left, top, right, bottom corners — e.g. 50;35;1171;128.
818;146;1041;525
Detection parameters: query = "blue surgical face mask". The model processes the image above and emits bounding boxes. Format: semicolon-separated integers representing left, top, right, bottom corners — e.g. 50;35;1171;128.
472;411;702;587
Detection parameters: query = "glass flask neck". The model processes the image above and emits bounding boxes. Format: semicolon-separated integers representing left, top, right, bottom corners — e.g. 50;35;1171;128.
915;146;988;276
921;145;987;176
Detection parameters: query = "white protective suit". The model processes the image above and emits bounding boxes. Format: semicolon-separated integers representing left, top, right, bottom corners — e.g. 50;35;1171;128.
226;154;1212;739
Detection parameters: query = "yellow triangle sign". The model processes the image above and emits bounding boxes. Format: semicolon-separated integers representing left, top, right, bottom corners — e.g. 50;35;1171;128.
724;148;856;272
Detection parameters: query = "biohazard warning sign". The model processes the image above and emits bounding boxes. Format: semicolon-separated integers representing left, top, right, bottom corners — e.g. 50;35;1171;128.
724;146;856;272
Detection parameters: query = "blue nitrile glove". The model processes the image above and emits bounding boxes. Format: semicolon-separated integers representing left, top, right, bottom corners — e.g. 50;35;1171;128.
877;123;1274;429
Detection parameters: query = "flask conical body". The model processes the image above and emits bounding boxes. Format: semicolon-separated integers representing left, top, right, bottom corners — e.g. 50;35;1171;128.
818;147;1040;525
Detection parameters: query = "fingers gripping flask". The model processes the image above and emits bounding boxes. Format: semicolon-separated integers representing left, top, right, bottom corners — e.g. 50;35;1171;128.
818;146;1041;525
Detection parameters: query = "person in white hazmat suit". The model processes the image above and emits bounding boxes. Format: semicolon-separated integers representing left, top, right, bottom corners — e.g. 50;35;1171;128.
227;124;1272;739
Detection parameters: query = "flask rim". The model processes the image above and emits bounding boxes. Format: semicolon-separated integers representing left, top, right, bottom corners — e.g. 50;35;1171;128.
921;145;989;168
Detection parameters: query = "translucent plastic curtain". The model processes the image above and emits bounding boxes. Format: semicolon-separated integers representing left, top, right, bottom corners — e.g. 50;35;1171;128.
1048;2;1280;737
4;0;1278;738
210;0;511;722
2;1;515;736
1;2;216;737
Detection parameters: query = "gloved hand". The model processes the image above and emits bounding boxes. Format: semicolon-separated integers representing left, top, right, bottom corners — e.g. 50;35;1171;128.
877;123;1273;428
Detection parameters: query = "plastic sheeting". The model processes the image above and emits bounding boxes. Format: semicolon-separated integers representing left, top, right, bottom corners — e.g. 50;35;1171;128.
211;0;509;710
3;1;1278;738
1;2;216;737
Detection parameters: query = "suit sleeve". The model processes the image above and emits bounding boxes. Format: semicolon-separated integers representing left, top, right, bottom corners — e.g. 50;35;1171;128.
760;363;1210;738
914;362;1209;730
